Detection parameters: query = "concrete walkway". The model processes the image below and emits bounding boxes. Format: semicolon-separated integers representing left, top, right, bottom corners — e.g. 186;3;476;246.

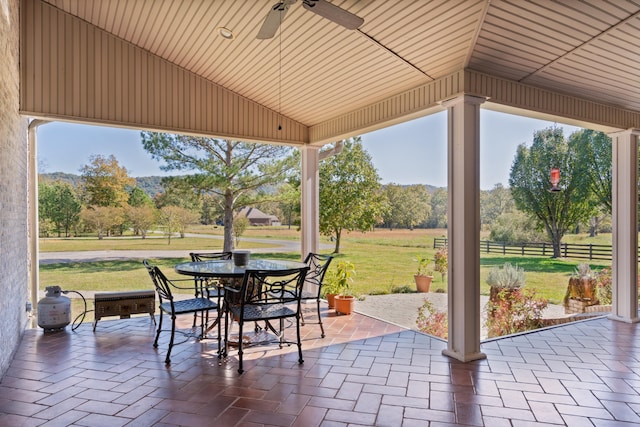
353;292;567;340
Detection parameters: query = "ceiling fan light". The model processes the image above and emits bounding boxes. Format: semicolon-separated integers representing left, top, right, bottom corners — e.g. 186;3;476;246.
217;27;235;40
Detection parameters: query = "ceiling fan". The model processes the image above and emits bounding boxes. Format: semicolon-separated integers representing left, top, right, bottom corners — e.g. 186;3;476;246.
257;0;364;39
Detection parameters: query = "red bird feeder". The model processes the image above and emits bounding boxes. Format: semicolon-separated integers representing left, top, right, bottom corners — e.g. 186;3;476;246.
549;167;561;192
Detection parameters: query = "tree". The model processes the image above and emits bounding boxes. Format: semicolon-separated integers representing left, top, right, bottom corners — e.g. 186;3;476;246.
158;205;200;243
319;137;387;253
81;206;125;239
404;185;431;229
480;183;515;228
126;205;157;238
382;183;404;229
80;154;135;207
38;181;81;237
141;133;294;251
233;216;250;247
427;188;448;228
384;184;431;229
509;127;596;257
128;186;154;207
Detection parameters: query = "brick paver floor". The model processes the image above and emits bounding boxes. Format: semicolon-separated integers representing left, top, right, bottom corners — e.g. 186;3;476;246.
1;303;639;426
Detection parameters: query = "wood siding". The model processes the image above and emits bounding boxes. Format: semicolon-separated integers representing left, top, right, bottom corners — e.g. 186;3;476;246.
466;70;640;131
20;0;308;145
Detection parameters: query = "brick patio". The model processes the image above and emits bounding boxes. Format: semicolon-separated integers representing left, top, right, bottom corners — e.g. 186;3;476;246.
1;304;639;426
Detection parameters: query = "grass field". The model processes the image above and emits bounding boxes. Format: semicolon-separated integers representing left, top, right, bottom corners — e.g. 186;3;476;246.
39;227;615;306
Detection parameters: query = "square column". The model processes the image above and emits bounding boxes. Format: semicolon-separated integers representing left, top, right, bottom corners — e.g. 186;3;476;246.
610;129;640;323
441;95;487;362
300;145;321;260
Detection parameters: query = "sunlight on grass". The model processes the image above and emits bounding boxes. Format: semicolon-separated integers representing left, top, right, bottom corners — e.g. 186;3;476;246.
39;228;619;307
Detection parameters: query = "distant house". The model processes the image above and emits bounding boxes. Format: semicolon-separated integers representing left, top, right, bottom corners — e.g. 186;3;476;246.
236;207;281;226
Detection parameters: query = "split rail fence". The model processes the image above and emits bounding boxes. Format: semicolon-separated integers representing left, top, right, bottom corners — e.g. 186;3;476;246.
433;237;619;261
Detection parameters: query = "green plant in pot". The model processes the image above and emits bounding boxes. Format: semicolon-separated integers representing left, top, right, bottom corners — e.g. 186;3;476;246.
414;255;434;293
324;260;356;315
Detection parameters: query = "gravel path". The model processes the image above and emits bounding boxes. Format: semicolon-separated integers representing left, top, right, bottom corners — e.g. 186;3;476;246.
353;292;567;340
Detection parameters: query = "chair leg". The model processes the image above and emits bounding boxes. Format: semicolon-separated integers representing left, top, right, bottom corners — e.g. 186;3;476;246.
316;298;325;338
153;312;163;348
166;314;177;364
237;319;244;374
300;306;306;326
296;315;304;365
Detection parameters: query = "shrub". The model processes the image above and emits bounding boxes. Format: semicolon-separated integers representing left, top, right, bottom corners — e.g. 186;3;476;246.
416;299;448;339
434;246;448;281
485;288;548;338
595;267;612;305
390;284;415;294
572;263;594;279
486;263;525;290
489;211;546;243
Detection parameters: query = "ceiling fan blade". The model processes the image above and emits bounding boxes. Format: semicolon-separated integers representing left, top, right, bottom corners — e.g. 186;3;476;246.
302;0;364;30
257;2;293;40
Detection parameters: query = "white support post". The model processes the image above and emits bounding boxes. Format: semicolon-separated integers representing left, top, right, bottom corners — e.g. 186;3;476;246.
300;145;320;261
28;120;49;319
610;129;640;323
441;95;487;362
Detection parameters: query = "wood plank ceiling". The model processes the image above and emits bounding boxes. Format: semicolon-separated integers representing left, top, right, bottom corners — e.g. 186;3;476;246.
41;0;640;129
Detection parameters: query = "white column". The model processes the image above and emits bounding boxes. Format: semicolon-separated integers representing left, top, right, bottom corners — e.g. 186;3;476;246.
441;95;487;362
300;145;320;260
28;120;49;318
610;129;640;323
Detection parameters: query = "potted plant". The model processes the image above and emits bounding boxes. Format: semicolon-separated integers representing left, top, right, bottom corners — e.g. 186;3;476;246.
414;255;434;293
486;262;525;304
325;261;356;315
564;263;598;312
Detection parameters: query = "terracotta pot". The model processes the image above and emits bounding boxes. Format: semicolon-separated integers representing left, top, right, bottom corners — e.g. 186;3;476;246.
335;295;355;315
325;293;337;308
414;275;433;293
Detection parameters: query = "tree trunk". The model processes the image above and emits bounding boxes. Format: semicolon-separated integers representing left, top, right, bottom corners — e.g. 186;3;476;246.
223;189;235;252
333;229;341;254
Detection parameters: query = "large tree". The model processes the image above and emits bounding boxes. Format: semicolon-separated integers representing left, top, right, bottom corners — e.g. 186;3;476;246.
38;180;82;237
141;133;294;251
573;129;612;214
509;127;596;257
319;137;387;253
80;154;135;207
427;188;447;228
480;183;515;228
383;184;430;229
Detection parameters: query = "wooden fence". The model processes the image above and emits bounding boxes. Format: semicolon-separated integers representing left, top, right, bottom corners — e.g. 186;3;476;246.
433;237;616;261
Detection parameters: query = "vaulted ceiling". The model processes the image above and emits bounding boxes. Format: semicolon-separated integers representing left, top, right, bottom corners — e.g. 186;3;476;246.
28;0;640;143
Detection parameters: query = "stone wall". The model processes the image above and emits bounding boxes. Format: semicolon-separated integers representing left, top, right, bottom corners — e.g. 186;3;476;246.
0;0;30;377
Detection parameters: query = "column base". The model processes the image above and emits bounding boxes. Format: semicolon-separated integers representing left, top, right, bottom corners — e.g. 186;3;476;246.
608;314;640;324
442;348;486;363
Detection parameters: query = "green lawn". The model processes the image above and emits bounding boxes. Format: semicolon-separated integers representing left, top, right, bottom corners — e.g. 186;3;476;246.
39;228;614;306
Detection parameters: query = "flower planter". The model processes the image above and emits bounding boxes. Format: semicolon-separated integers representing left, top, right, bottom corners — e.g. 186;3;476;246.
325;293;337;309
334;295;355;315
414;275;433;293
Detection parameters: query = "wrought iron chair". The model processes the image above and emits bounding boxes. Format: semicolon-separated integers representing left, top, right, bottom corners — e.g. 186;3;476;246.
143;260;218;364
301;253;333;338
189;252;232;328
222;266;309;374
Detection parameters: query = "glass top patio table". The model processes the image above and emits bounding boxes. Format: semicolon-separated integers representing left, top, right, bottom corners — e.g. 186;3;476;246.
175;259;308;278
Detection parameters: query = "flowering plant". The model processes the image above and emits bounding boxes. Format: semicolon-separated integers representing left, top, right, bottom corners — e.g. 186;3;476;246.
416;299;447;339
485;288;547;338
595;267;612;305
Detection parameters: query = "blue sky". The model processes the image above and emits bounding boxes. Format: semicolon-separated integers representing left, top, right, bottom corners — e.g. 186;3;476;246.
38;110;581;190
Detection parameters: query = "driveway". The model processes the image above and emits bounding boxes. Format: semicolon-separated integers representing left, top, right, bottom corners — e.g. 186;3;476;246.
39;235;332;264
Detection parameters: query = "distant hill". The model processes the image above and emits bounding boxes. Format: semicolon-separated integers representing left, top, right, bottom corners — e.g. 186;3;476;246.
39;172;82;187
135;176;164;197
39;173;165;197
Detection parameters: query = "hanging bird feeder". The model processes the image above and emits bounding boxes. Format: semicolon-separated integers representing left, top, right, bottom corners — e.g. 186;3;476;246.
549;167;561;192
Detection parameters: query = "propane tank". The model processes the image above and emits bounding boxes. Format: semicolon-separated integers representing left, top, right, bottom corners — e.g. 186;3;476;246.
38;286;71;331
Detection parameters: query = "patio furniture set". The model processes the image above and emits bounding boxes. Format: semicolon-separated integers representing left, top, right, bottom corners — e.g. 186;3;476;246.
140;252;332;374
